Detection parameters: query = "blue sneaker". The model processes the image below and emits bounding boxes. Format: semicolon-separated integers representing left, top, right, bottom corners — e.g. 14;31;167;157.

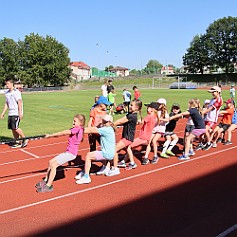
178;155;190;161
188;150;195;156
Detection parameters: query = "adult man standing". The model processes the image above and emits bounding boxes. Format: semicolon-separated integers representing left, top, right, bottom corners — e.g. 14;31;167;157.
0;78;28;148
202;86;223;150
107;79;114;95
101;79;108;97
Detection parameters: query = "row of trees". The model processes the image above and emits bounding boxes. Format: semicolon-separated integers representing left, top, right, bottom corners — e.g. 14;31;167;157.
183;16;237;74
0;33;71;87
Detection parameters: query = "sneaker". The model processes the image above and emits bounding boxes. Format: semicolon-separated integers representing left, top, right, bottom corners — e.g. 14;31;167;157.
117;160;126;168
178;155;190;161
202;143;212;151
141;158;149;165
195;143;204;151
37;185;53;193
35;180;46;188
216;138;222;143
160;153;169;158
76;176;91;184
166;150;175;156
125;163;137;170
224;140;232;145
188;150;195;156
96;165;110;175
212;142;217;148
10;142;22;149
75;171;84;180
150;156;159;164
21;139;29;148
106;167;120;176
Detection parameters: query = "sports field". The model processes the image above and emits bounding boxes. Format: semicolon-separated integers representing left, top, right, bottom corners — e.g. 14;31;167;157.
0;88;230;138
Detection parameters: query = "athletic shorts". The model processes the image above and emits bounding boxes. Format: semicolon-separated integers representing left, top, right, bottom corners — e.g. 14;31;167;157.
218;123;230;132
94;150;113;161
191;129;206;138
121;138;133;147
123;102;130;106
205;121;216;129
55;152;76;165
130;137;148;148
164;131;175;137
8;116;20;130
185;125;194;133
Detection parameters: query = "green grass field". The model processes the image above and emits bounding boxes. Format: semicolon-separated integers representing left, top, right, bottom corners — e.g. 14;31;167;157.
0;88;230;138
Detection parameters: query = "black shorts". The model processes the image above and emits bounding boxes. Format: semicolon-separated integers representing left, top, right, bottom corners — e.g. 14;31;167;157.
185;125;195;133
123;101;130;106
218;123;230;132
8;116;20;130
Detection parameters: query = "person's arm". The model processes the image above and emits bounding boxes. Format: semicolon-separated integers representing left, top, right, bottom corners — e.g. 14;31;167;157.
88;117;93;127
170;111;190;121
18;99;23;120
84;127;99;134
114;116;129;126
45;129;71;138
202;105;213;115
0;103;8;119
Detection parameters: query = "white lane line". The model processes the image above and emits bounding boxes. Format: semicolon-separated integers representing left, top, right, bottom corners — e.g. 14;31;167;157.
216;224;237;237
20;149;39;158
1;146;237;215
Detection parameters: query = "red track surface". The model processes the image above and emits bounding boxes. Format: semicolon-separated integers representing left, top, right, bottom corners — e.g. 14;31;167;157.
1;120;237;237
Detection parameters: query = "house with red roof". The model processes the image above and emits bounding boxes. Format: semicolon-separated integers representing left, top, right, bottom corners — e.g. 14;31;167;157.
161;66;174;75
69;61;91;81
108;66;129;77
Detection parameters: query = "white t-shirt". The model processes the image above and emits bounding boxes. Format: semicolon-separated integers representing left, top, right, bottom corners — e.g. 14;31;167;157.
101;84;108;97
230;88;235;98
123;90;131;102
5;89;23;116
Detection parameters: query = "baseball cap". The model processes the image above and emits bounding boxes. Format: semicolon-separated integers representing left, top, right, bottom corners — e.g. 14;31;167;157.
204;99;210;104
172;103;180;109
102;114;113;122
157;98;166;105
145;102;159;110
224;99;233;104
208;86;221;93
96;96;112;106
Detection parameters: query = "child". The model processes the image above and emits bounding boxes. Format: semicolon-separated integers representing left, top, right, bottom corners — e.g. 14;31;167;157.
209;99;234;148
75;115;116;184
133;86;141;100
107;99;143;176
108;88;116;115
118;102;158;168
90;95;100;111
88;96;111;152
35;114;85;193
224;107;237;145
169;98;206;161
122;89;132;113
143;98;169;164
160;103;181;158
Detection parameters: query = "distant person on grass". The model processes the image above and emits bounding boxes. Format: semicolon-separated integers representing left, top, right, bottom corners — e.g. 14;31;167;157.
75;114;116;184
35;114;85;193
122;88;132;113
0;78;28;148
101;79;108;97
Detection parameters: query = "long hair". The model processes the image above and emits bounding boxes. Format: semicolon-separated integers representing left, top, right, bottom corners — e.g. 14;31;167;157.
189;98;202;114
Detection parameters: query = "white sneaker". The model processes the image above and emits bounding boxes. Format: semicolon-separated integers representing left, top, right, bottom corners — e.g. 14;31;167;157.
106;167;120;176
76;176;91;184
212;142;217;148
74;171;84;180
117;160;126;168
96;165;110;175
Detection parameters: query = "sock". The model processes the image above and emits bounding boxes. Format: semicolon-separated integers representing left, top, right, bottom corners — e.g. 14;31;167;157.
83;174;89;178
167;140;178;151
162;140;171;154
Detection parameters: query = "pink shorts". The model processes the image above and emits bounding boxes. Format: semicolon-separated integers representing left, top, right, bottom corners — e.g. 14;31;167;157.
94;151;106;161
205;121;216;129
191;129;206;138
130;137;148;148
121;138;133;147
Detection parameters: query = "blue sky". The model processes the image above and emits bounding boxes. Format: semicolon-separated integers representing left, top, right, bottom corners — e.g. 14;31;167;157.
1;0;237;70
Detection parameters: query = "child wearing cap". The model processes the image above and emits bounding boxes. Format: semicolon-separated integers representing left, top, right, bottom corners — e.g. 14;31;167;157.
202;86;223;151
160;103;181;158
118;101;159;168
75;114;116;184
209;99;234;148
143;98;169;164
88;96;111;152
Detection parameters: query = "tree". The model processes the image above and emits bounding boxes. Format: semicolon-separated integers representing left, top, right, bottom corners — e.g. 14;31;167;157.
144;60;163;74
183;34;210;74
206;16;237;73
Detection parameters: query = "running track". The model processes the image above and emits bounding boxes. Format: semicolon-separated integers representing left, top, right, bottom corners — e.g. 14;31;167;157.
1;120;237;237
